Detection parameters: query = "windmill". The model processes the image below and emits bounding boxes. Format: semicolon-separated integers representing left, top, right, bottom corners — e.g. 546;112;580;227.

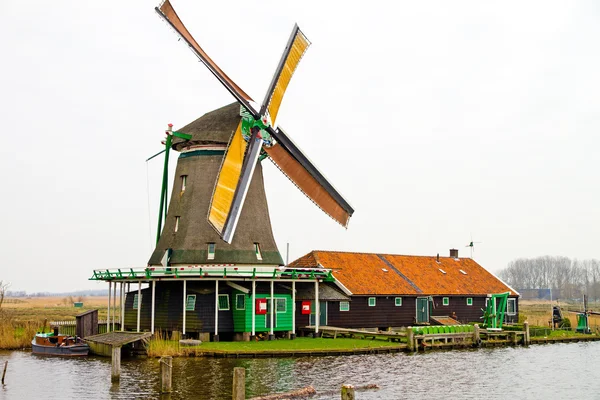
465;234;482;259
149;0;354;266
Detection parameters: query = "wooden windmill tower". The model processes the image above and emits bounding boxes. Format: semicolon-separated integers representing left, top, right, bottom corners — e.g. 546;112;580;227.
150;0;354;268
90;1;353;342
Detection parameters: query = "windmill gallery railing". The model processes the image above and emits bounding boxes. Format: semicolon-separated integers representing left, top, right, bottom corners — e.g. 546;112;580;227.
89;266;335;282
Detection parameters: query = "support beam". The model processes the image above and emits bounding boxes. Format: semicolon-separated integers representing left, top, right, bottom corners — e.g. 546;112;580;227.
151;280;156;334
314;280;319;337
107;282;111;333
269;280;274;340
182;280;187;336
214;280;219;342
121;282;125;331
251;280;256;340
136;281;142;332
291;281;296;339
112;282;117;331
111;346;121;383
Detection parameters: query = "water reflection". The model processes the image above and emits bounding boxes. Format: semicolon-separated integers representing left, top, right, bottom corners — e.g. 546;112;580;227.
1;342;599;399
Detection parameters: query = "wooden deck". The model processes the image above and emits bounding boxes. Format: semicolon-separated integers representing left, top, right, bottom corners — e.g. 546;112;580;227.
85;332;152;356
301;326;407;342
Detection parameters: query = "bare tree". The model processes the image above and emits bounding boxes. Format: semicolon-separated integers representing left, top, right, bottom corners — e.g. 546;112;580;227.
0;280;10;312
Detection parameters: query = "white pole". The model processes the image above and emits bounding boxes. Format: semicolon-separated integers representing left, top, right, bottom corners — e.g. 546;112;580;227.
286;243;290;266
136;281;142;332
182;280;187;336
550;287;554;331
107;281;111;332
214;280;219;339
151;281;156;334
292;280;296;337
315;280;319;335
270;280;274;338
251;280;256;337
121;282;125;331
112;282;117;331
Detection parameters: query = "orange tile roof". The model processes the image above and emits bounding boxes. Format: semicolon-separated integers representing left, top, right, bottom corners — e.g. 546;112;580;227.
289;251;517;296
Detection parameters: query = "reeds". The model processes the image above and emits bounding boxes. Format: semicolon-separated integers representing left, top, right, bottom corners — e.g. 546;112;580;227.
0;314;44;349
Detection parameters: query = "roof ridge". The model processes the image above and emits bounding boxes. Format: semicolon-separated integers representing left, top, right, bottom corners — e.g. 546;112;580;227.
312;249;475;261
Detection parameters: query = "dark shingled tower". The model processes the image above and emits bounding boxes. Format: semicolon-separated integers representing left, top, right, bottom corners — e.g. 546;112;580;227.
148;103;283;266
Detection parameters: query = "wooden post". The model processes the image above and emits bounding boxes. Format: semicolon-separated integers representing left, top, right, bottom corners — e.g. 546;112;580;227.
291;280;296;339
232;367;245;400
111;346;121;383
407;328;415;351
269;280;274;340
136;281;142;332
182;279;187;336
341;384;355;400
107;281;111;333
524;321;530;345
2;360;7;384
314;280;320;337
473;324;480;346
160;356;173;393
151;280;156;334
120;282;125;331
214;280;220;342
112;281;117;331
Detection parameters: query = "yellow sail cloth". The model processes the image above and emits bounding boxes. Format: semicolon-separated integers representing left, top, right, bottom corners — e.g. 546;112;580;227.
267;30;310;123
208;123;247;233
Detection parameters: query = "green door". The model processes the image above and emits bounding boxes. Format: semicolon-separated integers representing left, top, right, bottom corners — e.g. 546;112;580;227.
416;297;429;323
310;301;327;326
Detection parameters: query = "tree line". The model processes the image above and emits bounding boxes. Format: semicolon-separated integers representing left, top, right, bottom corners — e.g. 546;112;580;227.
498;256;600;301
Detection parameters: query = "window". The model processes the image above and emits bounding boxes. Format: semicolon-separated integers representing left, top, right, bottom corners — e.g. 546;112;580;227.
218;294;229;310
236;294;245;310
459;269;467;275
339;301;350;311
207;243;215;260
395;297;402;307
439;268;446;274
133;294;141;310
466;297;473;306
276;298;286;313
507;298;516;315
442;297;449;306
368;297;376;307
181;175;187;192
254;243;262;261
186;295;196;311
174;216;180;232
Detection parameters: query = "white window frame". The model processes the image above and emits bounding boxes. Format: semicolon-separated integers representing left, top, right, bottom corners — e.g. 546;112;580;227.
507;298;516;315
254;243;262;261
442;297;449;306
133;293;141;310
368;297;376;307
181;175;187;192
186;294;196;311
275;298;286;313
207;243;215;260
218;294;230;311
339;301;350;311
236;294;245;310
395;297;402;307
466;297;473;306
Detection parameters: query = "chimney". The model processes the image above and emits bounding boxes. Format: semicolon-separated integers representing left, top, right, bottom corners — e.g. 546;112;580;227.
450;249;458;258
436;253;440;263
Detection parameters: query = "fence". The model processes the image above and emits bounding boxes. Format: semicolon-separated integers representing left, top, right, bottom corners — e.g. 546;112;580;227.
50;320;121;336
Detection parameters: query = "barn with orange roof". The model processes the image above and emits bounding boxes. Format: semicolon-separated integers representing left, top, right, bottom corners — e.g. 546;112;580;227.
288;249;519;330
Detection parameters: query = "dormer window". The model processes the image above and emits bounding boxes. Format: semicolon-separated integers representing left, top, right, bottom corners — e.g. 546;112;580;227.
254;243;262;261
207;243;215;260
181;175;187;192
174;216;180;232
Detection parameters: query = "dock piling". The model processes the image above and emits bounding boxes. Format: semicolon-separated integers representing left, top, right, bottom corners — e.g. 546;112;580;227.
341;384;355;400
160;356;173;393
111;346;121;383
232;367;245;400
407;328;415;351
2;360;7;384
524;321;530;345
473;324;480;346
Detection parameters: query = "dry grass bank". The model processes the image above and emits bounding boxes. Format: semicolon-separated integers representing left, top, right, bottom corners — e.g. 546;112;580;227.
2;296;109;321
519;300;600;331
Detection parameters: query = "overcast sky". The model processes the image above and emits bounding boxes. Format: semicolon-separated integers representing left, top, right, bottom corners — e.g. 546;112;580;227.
1;0;598;293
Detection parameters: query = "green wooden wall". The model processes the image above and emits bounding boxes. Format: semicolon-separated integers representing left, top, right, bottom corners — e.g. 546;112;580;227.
231;290;292;332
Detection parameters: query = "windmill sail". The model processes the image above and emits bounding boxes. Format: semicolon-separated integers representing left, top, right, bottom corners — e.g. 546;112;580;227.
260;25;311;123
155;0;256;114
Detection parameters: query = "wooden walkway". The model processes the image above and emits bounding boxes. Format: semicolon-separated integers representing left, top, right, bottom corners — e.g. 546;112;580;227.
301;326;407;342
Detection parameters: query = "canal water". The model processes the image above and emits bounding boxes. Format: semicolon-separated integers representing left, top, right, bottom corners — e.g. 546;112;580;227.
1;342;599;399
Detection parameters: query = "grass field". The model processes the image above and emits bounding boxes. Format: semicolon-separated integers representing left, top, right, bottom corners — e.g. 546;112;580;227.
2;296;109;321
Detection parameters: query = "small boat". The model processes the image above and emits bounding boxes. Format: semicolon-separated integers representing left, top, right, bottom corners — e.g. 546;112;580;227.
32;327;89;356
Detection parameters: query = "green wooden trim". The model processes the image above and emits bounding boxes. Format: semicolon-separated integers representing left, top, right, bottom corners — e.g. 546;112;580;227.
178;150;226;159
